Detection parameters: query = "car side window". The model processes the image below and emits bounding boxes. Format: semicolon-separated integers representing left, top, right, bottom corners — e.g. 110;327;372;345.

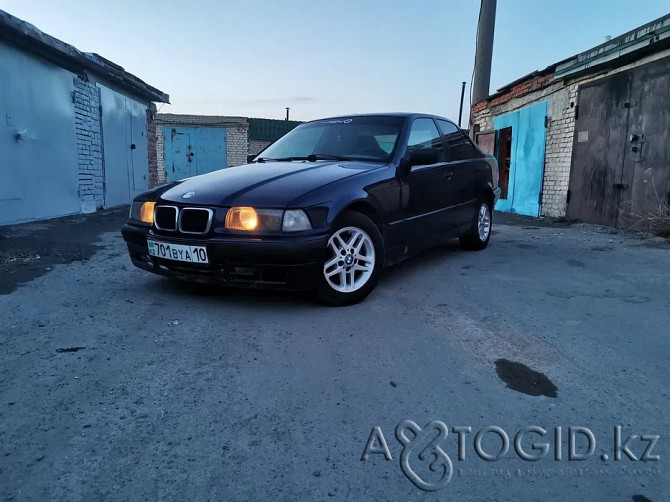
407;118;447;161
436;119;481;161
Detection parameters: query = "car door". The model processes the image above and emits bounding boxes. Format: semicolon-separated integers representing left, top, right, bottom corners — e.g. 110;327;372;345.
399;118;455;241
436;119;481;227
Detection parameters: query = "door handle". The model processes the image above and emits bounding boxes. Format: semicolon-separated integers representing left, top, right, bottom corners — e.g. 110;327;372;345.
445;171;453;180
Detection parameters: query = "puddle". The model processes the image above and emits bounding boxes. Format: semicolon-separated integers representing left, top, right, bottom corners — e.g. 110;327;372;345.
494;359;558;398
56;346;86;353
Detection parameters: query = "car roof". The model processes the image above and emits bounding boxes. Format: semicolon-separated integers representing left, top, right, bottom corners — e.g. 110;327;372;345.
305;112;455;123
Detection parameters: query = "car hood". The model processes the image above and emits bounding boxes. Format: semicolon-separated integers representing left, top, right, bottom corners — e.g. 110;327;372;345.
159;161;382;207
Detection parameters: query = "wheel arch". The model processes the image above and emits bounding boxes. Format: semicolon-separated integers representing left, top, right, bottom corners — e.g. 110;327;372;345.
339;200;383;229
331;199;385;265
481;185;495;208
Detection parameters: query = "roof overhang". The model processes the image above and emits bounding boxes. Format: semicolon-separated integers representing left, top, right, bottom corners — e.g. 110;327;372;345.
554;14;670;79
0;9;169;104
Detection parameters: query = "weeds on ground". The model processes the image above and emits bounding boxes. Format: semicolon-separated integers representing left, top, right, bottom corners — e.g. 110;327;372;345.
624;170;670;239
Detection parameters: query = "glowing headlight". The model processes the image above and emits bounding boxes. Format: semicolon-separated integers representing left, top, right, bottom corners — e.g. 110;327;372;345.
282;210;312;232
130;201;155;225
224;208;311;232
226;207;258;230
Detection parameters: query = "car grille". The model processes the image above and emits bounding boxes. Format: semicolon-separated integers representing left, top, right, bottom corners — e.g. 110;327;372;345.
154;206;178;231
178;207;213;234
153;205;213;235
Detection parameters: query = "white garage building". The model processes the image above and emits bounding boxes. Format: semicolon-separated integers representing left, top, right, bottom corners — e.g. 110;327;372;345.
0;9;168;226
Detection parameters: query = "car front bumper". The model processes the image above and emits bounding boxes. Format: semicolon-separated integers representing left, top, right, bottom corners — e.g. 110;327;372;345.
121;223;329;290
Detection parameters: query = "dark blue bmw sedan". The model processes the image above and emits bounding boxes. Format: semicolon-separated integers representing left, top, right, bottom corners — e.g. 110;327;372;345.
122;113;500;305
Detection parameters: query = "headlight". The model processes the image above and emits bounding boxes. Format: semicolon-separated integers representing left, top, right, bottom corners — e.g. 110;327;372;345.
224;207;311;232
225;207;283;231
282;209;312;232
130;201;155;225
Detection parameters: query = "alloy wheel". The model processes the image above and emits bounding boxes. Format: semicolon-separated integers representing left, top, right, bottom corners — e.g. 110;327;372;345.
478;204;491;241
323;226;376;293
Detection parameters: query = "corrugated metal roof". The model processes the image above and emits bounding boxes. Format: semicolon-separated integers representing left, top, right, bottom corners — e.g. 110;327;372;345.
554;14;670;79
249;118;302;141
480;13;670;104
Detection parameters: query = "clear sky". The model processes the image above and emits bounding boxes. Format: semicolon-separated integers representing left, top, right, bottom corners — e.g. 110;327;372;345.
1;1;668;121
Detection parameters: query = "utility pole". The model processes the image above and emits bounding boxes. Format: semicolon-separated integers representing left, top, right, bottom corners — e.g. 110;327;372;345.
471;0;497;107
285;107;290;121
458;81;466;128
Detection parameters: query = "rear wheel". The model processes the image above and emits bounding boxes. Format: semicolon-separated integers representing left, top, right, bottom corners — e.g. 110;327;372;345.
459;201;492;250
316;211;383;306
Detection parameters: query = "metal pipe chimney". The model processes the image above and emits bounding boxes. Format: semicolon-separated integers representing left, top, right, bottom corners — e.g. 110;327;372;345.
471;0;497;106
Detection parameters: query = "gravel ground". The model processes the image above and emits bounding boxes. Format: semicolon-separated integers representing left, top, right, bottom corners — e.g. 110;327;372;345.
0;210;668;501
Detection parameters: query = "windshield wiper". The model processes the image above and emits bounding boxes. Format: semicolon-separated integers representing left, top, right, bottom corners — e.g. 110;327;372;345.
273;154;352;162
309;153;351;161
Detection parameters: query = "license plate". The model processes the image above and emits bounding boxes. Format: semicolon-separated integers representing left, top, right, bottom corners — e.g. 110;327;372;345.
147;240;209;264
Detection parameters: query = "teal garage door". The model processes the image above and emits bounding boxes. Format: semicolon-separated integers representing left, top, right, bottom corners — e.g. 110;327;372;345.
163;127;227;182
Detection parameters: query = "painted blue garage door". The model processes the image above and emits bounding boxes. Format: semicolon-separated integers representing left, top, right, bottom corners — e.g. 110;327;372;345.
493;101;547;217
100;86;149;208
0;42;79;225
163;127;227;182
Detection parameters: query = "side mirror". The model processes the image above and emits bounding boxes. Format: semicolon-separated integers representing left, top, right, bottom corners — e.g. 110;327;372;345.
397;148;441;176
247;154;257;163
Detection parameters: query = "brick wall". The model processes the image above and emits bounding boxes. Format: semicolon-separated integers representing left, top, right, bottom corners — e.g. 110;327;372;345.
249;139;272;156
472;77;576;217
73;76;104;213
147;104;158;187
543;84;578;217
155;114;249;184
156;116;166;185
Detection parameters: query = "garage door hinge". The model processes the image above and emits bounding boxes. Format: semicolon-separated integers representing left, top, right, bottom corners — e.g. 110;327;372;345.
544;116;549;128
566;190;571;204
574;105;579;121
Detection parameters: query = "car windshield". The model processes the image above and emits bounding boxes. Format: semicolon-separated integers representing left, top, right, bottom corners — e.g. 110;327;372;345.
256;115;405;163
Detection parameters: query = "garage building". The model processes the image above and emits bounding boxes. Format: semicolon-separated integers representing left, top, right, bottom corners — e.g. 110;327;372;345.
0;9;169;226
471;14;670;231
155;114;302;184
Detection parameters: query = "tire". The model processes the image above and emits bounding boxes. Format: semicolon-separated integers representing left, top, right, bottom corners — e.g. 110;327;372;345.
459;200;492;250
316;211;383;306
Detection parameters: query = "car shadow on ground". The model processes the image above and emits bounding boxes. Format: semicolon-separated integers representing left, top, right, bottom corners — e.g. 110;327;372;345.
141;238;475;307
152;277;319;308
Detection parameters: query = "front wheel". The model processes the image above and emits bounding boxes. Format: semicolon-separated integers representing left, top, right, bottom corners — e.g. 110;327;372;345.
316;211;383;306
459;201;492;250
